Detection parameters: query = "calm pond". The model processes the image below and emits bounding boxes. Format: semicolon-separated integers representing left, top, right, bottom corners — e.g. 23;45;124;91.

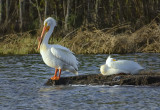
0;53;160;110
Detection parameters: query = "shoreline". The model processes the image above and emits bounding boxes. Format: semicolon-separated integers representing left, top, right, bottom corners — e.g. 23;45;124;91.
45;71;160;86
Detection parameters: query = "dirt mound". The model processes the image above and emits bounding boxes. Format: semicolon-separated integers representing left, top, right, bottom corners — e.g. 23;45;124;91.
45;71;160;86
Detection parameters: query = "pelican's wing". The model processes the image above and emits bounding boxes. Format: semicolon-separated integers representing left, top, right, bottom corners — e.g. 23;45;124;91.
51;45;78;70
110;60;143;71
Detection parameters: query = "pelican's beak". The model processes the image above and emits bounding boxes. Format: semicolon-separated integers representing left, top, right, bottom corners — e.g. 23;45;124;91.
37;26;46;50
112;59;116;61
37;23;50;50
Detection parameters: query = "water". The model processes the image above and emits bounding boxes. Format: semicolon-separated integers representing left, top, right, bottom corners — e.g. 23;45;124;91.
0;53;160;110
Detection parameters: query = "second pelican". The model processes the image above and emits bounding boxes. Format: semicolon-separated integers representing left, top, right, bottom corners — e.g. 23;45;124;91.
100;56;144;75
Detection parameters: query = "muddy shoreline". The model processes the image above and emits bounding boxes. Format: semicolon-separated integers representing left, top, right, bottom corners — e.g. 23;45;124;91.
45;71;160;86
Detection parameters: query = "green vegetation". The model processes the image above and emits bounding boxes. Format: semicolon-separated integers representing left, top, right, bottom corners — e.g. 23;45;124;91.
0;0;160;34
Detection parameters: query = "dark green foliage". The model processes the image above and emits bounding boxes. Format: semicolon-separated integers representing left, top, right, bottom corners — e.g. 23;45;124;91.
0;0;159;36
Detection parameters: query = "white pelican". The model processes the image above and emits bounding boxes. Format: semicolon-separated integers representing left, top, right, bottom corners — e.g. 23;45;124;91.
100;56;144;75
37;17;78;80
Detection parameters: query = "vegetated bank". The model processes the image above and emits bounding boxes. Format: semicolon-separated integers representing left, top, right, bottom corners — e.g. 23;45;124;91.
59;18;160;54
0;18;160;55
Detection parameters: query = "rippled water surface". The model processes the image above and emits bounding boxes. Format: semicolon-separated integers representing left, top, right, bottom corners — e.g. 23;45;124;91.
0;53;160;110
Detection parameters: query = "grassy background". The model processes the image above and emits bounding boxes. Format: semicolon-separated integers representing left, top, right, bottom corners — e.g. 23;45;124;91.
0;18;160;55
59;19;160;54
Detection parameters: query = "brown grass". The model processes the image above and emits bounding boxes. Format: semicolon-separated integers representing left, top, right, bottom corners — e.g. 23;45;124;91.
0;19;160;55
0;31;38;55
59;21;160;54
0;29;62;55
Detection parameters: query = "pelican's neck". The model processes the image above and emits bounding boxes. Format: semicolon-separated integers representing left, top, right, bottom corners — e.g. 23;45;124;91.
42;26;54;45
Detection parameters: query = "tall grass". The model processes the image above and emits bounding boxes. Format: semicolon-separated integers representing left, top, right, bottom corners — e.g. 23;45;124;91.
59;20;160;54
0;32;38;55
0;18;160;55
0;30;63;55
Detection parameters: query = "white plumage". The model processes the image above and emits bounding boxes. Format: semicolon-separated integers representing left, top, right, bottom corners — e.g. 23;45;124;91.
100;56;144;75
37;17;78;80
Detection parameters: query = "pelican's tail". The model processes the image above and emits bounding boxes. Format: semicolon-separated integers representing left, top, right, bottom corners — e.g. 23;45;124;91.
68;69;78;75
106;55;111;64
74;71;78;75
63;66;78;75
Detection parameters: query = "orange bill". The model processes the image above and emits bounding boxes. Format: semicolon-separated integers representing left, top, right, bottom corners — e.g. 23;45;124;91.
37;26;47;50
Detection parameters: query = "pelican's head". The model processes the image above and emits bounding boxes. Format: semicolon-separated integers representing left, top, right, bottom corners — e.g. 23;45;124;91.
37;17;57;50
106;56;116;64
44;17;57;29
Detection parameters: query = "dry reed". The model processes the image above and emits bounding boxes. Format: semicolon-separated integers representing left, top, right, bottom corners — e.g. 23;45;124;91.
59;21;160;54
0;19;160;55
0;32;38;55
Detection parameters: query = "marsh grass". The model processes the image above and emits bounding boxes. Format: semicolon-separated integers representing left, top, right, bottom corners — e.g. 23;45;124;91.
0;19;160;55
59;20;160;54
0;31;38;55
0;30;63;55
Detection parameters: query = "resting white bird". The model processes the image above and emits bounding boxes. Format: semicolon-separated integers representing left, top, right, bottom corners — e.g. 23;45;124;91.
37;17;78;80
100;56;144;75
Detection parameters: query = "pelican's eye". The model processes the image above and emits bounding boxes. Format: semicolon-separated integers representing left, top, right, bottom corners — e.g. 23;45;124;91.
112;59;116;61
45;22;50;32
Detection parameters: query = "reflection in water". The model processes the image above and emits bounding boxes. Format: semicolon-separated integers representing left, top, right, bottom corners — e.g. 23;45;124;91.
0;53;160;109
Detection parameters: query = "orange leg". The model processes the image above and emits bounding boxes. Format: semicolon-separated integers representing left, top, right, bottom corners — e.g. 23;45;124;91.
54;69;58;77
51;69;59;80
58;69;62;79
